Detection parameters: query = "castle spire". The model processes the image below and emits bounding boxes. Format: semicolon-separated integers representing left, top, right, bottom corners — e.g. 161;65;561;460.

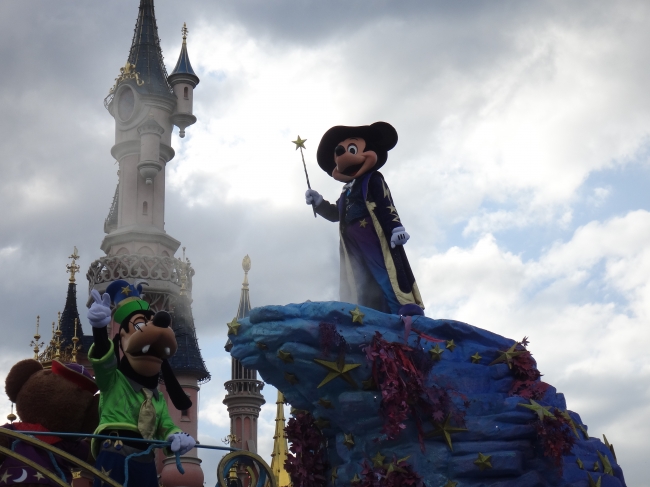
168;22;199;86
270;391;291;487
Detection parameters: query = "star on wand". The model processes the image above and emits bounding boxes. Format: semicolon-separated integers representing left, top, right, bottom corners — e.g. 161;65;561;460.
293;135;316;217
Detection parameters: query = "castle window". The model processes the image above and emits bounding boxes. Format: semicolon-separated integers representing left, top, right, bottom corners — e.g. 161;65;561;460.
143;201;148;215
183;87;189;99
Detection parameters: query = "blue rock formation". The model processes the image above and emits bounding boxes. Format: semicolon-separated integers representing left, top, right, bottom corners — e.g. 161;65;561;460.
229;302;626;487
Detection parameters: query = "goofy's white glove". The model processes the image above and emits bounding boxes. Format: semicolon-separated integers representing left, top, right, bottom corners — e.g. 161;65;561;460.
305;189;323;207
390;226;410;249
88;289;112;328
167;432;196;456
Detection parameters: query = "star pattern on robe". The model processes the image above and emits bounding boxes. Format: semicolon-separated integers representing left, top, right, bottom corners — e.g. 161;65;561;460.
292;136;307;150
446;340;456;352
314;417;330;430
318;398;334;409
371;451;386;468
474;452;492;471
596;451;614;475
34;472;45;481
359;218;369;228
227;317;240;335
343;433;355;449
0;471;11;483
426;413;468;451
576;458;584;469
278;350;294;363
429;343;445;360
489;342;526;369
518;399;555;422
349;306;365;324
100;467;113;486
386;462;407;475
471;352;482;364
284;372;298;385
313;358;361;388
587;473;602;487
560;409;580;438
350;473;361;484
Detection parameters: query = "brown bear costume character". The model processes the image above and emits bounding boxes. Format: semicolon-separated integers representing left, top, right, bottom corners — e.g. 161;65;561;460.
0;359;99;486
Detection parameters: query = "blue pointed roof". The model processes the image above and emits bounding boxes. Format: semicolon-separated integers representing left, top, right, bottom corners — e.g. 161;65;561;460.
168;26;200;88
126;0;174;97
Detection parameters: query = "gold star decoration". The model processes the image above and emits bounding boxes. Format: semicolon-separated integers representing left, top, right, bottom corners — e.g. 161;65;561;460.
350;473;361;484
471;352;482;364
593;461;600;472
100;467;113;486
350;306;365;324
314;358;361;388
560;409;580;438
387;205;397;214
362;376;376;390
386;462;407;475
314;417;331;430
443;481;458;487
517;399;555;422
596;451;613;476
330;467;338;482
343;433;355;449
278;350;294;363
488;342;526;369
284;372;298;385
603;434;617;461
0;471;11;483
292;136;307;150
474;452;492;471
576;458;584;469
318;398;334;409
425;414;468;451
429;344;445;360
587;473;602;487
34;472;45;481
578;423;589;438
121;285;132;296
359;218;369;228
227;317;240;336
371;451;386;468
446;340;456;352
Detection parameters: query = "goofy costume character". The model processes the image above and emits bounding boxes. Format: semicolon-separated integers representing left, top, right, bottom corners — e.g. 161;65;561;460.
306;122;424;316
87;280;195;487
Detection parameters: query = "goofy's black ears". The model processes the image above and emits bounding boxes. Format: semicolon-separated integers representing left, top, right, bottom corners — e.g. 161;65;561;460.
161;359;192;411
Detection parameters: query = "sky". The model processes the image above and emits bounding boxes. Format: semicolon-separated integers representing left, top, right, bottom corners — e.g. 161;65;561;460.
0;0;649;485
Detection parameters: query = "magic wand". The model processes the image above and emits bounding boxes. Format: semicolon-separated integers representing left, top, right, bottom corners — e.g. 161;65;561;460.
292;135;317;217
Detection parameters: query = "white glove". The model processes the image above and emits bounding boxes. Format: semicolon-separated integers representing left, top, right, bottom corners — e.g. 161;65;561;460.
88;289;112;328
390;226;410;249
305;189;323;207
167;432;196;455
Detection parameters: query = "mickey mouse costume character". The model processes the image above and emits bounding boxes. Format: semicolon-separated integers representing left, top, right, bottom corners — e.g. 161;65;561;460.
87;280;195;487
306;122;424;315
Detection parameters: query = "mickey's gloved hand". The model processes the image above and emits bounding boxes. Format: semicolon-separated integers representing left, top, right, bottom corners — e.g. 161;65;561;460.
167;432;196;455
305;189;323;207
390;226;410;249
88;289;112;328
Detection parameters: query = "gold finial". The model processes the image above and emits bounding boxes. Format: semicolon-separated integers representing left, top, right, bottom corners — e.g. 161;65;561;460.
30;316;43;360
71;318;79;363
179;247;189;297
66;246;80;283
242;255;251;289
182;22;188;42
53;314;63;360
7;404;16;424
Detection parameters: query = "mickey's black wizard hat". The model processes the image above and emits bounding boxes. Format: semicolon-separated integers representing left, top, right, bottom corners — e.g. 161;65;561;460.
316;122;398;175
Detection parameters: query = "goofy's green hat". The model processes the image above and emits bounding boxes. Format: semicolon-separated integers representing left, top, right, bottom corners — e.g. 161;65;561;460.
105;279;151;325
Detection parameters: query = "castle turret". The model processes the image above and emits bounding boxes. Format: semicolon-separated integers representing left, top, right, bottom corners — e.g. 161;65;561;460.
168;23;199;138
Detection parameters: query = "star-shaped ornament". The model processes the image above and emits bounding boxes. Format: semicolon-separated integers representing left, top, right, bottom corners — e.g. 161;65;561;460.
227;318;240;336
350;306;365;324
474;452;492;471
596;451;613;476
371;451;386;468
471;352;482;364
603;434;617;461
314;357;360;388
100;467;113;486
318;398;334;409
593;461;600;472
34;472;45;481
278;350;294;363
446;340;456;352
426;414;468;451
578;423;589;438
576;458;584;469
362;376;376;390
429;344;445;360
292;136;307;150
386;462;407;475
386;205;397;214
121;285;132;296
587;473;602;487
343;433;355;449
518;399;555;422
560;409;580;438
330;467;338;482
489;342;526;369
350;473;361;484
0;471;11;483
284;372;298;385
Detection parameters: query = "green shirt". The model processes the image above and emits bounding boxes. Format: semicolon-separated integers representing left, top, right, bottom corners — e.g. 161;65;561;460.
88;341;181;457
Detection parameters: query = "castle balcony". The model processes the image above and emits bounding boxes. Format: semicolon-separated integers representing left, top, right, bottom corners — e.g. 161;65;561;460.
224;379;265;397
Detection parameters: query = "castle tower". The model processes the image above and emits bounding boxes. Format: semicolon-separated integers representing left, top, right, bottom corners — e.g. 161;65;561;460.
224;256;266;457
86;2;208;486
